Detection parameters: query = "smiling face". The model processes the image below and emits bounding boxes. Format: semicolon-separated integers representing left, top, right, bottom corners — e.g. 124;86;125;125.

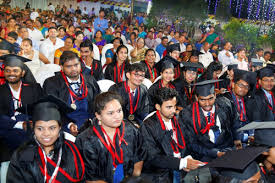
196;94;216;112
161;68;174;83
34;120;61;148
126;70;145;87
4;66;25;84
116;47;128;63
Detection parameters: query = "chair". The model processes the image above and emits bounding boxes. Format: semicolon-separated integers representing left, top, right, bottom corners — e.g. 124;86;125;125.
97;79;116;93
34;64;61;86
93;44;100;61
142;78;153;89
143;111;156;122
101;43;114;68
155;51;161;63
153;75;162;84
124;44;134;60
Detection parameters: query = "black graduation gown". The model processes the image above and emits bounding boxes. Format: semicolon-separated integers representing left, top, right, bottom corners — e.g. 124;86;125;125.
7;135;85;183
82;59;104;81
172;77;196;108
260;166;275;183
246;89;275;121
148;79;176;112
140;60;158;82
43;72;100;123
109;81;149;124
75;119;145;183
219;72;231;91
140;113;189;182
104;61;129;84
0;82;43;162
179;97;239;162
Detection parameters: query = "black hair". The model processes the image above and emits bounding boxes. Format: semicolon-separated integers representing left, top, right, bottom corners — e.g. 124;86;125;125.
7;31;18;40
22;38;33;46
130;32;137;37
154;87;178;106
60;51;80;65
126;63;146;73
161;36;168;41
113;45;129;64
75;31;84;38
201;61;223;80
80;39;93;51
111;37;123;45
99;9;105;14
65;36;74;43
145;48;156;56
48;26;57;31
264;51;271;56
58;26;66;33
256;48;264;52
94;92;123;114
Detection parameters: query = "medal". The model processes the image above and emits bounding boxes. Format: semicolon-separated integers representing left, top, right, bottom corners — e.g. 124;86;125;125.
128;114;135;121
71;103;77;110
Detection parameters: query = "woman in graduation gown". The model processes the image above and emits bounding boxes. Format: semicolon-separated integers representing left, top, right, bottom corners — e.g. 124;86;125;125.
148;62;176;112
104;45;130;84
76;92;145;183
7;95;85;183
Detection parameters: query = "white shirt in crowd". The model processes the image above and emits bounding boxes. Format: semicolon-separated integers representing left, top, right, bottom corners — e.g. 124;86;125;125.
28;28;44;42
235;58;249;71
40;38;64;64
199;48;214;68
218;49;235;66
9;83;24;129
179;43;186;53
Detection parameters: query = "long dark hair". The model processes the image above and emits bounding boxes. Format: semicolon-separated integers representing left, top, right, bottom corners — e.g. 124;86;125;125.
112;44;129;65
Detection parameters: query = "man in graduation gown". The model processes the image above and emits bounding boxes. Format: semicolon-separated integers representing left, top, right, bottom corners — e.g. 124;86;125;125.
80;39;104;81
155;43;181;79
246;65;275;121
222;69;257;146
179;80;241;162
172;62;203;110
0;54;43;181
109;63;149;125
43;51;100;136
141;88;204;182
0;38;36;85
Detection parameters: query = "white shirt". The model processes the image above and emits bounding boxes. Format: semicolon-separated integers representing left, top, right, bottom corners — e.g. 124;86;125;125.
202;106;221;144
66;76;81;94
9;83;24;129
48;4;55;11
235;58;249;71
28;28;44;42
40;38;64;64
179;43;186;53
199;48;214;68
218;49;234;66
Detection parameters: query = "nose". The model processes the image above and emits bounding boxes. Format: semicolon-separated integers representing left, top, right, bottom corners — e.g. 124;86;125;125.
42;129;50;136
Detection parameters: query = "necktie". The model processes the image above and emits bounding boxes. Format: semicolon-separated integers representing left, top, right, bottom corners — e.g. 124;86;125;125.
208;112;220;144
70;82;81;94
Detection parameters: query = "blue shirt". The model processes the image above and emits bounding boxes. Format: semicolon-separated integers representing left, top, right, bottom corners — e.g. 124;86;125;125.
138;31;147;38
136;16;144;25
156;44;166;58
263;89;273;106
94;17;108;34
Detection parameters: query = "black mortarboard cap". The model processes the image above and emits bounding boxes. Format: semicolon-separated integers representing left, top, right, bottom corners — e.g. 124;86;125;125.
161;61;174;72
191;50;201;57
233;69;257;86
0;54;31;69
166;43;180;54
226;63;238;71
17;95;75;124
257;67;274;79
238;121;275;147
0;37;14;53
193;79;222;97
181;61;204;72
207;147;267;180
251;58;263;67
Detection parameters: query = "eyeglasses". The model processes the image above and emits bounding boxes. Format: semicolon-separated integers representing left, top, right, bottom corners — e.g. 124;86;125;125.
132;72;145;78
236;83;250;90
261;79;275;83
186;70;197;76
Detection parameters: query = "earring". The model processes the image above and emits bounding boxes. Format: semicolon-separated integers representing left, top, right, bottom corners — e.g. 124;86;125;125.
98;120;102;125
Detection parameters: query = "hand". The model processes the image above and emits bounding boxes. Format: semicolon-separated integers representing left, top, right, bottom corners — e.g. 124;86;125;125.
225;52;230;57
70;124;78;136
217;151;226;157
248;136;255;144
186;158;204;170
234;140;242;149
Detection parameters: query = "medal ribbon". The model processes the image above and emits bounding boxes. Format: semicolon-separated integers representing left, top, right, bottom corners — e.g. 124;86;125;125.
90;61;98;76
61;71;88;101
184;85;195;103
231;92;247;121
156;111;185;153
264;92;275;113
144;60;157;81
159;80;175;89
124;81;140;115
113;62;125;83
93;120;127;168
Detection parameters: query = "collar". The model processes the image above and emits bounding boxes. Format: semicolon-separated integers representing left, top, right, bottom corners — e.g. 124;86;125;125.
201;105;215;116
262;88;271;97
66;76;80;84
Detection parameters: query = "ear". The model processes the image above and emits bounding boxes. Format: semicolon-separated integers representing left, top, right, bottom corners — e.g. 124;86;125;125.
95;112;101;121
126;72;130;80
21;70;26;77
262;151;269;156
155;104;161;111
195;95;198;101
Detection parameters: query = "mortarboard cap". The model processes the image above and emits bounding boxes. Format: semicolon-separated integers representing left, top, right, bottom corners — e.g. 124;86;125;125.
166;43;180;54
17;95;75;124
257;67;274;79
0;54;31;69
207;147;267;180
226;63;238;71
233;69;257;86
190;50;201;57
160;61;174;72
181;61;204;72
238;121;275;147
193;79;222;97
0;37;14;53
251;58;263;67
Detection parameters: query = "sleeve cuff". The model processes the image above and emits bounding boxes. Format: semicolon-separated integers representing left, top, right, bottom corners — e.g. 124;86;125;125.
179;155;192;170
13;121;24;129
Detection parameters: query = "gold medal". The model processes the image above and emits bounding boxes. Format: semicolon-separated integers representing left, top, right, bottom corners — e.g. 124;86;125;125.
71;103;77;110
128;114;135;121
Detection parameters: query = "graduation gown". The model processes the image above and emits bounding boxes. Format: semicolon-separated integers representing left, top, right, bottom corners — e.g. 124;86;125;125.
140;112;189;182
140;60;158;82
148;79;175;112
172;77;196;108
0;82;43;162
7;134;85;183
109;81;149;124
82;59;104;81
179;97;239;162
43;71;100;127
246;89;275;121
260;166;275;183
75;119;145;183
104;61;129;84
219;72;231;91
